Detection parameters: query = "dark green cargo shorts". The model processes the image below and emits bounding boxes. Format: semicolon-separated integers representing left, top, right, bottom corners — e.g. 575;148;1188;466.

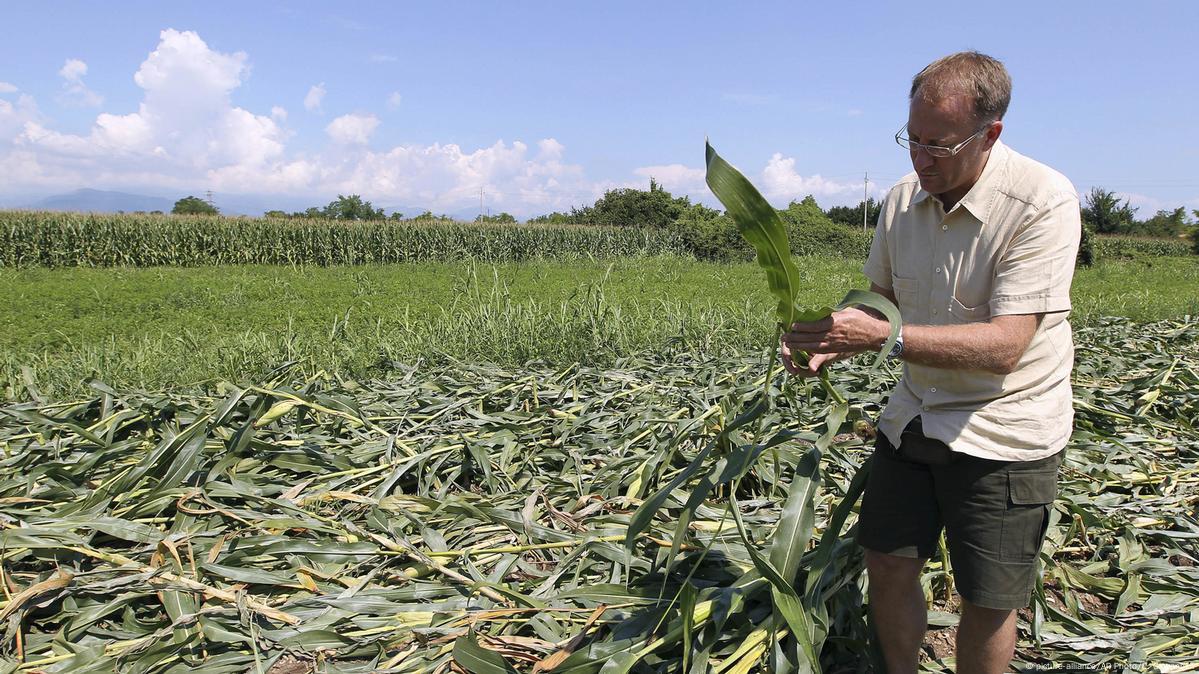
855;417;1063;610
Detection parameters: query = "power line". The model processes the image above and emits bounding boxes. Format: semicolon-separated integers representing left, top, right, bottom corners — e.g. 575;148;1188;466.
863;171;870;231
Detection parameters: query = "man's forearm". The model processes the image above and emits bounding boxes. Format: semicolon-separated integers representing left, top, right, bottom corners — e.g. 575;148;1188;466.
898;318;1037;374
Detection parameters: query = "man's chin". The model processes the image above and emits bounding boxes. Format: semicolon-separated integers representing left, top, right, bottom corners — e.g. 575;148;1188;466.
917;175;943;193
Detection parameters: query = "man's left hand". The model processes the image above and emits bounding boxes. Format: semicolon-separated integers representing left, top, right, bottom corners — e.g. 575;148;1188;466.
782;307;888;355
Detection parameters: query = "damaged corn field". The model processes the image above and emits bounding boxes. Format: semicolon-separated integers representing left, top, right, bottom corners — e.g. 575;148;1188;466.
0;317;1196;673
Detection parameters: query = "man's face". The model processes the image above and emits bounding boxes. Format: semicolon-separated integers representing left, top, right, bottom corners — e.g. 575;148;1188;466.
906;94;1000;206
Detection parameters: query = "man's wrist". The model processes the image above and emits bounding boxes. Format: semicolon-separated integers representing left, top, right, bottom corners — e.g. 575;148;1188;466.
887;326;905;359
874;319;894;350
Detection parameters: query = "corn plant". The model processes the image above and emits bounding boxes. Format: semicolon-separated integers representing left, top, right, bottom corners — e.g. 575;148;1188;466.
0;211;689;268
608;143;902;672
0;318;1196;672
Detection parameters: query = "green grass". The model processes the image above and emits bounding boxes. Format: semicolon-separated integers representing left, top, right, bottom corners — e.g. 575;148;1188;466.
2;256;1196;399
1071;256;1199;320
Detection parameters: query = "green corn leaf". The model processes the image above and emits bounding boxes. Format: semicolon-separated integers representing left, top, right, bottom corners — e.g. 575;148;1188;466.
767;446;824;589
705;140;802;328
598;652;640;674
706;140;901;365
663;430;795;575
728;488;820;671
680;581;698;672
624;394;770;554
453;630;518;674
198;562;296;586
805;454;873;603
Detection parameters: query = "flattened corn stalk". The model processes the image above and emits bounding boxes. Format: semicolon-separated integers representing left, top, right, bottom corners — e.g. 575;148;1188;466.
0;312;1194;671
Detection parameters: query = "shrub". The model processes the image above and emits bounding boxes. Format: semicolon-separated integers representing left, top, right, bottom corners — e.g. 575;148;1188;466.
778;197;873;258
1077;220;1096;267
668;197;873;261
323;194;385;221
668;209;748;262
588;179;692;228
172;196;219;216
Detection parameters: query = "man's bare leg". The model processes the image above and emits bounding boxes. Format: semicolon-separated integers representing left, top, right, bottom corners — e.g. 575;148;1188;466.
865;549;928;674
954;598;1016;674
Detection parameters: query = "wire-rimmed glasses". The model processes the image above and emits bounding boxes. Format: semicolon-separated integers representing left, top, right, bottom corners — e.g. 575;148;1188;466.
895;123;990;158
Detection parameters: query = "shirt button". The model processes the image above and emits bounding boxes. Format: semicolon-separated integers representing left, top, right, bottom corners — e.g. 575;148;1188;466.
922;405;930;411
931;308;938;315
935;266;942;273
941;224;948;231
930;387;937;393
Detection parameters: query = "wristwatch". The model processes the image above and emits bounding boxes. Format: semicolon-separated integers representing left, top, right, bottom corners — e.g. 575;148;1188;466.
888;329;905;360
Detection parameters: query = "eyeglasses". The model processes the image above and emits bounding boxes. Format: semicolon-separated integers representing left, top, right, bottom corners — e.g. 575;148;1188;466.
895;123;990;158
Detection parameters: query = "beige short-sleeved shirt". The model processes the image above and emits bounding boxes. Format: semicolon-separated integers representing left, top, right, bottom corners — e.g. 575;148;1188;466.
864;141;1081;461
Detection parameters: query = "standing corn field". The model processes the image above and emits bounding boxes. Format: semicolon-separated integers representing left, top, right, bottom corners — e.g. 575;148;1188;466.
0;211;689;267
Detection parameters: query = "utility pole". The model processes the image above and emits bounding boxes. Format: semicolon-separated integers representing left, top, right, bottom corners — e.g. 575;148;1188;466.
862;171;870;231
205;190;215;208
480;188;485;220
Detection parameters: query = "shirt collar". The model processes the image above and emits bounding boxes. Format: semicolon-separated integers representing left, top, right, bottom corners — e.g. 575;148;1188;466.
911;140;1010;221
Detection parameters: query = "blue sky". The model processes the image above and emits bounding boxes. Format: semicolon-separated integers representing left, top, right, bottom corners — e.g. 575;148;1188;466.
1;1;1196;217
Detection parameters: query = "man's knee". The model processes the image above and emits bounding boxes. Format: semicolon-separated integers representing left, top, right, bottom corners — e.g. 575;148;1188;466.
960;597;1016;626
864;548;927;584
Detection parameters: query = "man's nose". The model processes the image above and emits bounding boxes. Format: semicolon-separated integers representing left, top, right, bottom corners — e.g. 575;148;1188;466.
911;148;936;172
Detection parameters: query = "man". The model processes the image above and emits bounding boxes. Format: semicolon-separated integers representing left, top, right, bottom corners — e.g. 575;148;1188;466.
781;52;1080;674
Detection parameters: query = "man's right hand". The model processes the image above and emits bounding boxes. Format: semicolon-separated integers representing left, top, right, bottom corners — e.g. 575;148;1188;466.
780;338;844;377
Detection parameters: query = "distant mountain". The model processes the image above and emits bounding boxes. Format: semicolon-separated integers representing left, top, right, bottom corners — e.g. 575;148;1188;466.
378;204;480;221
31;189;175;213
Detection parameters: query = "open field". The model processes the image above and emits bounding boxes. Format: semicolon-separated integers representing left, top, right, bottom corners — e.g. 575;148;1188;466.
2;256;1198;399
0;318;1195;672
1;245;1197;671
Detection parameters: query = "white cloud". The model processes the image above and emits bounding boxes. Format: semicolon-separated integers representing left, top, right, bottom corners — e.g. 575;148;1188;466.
386;91;402;111
10;29;284;189
760;153;858;203
58;58;103;107
59;59;87;81
0;82;17;95
370;53;399;63
304;83;325;112
0;93;40;142
319;139;593;214
538;138;564;161
326;113;379;145
633;164;707;195
0;30;606;216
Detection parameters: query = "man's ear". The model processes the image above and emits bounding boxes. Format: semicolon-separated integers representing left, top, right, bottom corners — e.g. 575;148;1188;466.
983;120;1003;150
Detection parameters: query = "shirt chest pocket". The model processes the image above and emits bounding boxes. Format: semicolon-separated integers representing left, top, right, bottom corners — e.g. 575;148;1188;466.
947;296;992;323
891;276;922;323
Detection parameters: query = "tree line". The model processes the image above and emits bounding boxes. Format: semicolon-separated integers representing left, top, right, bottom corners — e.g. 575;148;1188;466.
1080;188;1196;239
169;184;1197;246
172;194;516;224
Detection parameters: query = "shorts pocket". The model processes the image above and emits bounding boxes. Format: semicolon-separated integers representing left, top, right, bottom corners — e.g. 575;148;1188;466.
1009;471;1056;505
1000;470;1057;562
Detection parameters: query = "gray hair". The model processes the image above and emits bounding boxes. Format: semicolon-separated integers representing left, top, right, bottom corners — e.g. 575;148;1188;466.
910;51;1012;123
